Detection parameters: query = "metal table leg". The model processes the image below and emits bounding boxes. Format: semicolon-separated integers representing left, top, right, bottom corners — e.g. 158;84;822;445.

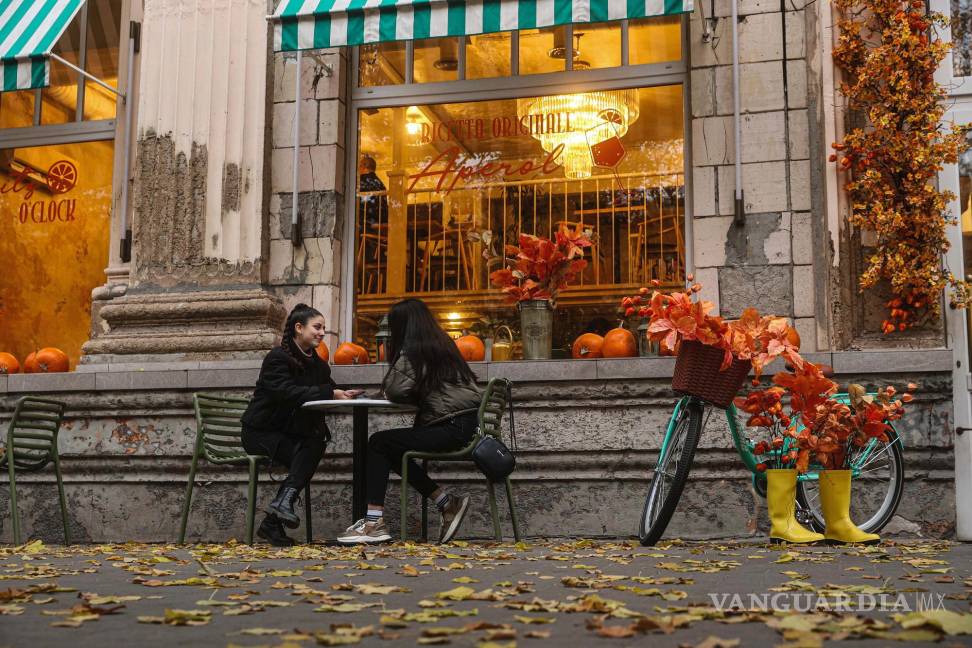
352;406;369;522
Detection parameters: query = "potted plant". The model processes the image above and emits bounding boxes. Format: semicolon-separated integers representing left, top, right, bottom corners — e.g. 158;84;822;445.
738;360;913;544
488;224;592;359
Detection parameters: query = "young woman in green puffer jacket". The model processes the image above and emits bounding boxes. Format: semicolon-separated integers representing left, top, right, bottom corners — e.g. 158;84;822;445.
338;298;482;545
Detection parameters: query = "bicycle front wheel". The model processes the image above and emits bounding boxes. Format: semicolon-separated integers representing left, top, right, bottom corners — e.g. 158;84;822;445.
795;426;904;534
639;398;705;546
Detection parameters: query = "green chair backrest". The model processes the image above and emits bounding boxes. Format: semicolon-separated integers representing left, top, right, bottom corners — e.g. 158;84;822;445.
193;394;251;464
478;378;512;440
4;397;65;471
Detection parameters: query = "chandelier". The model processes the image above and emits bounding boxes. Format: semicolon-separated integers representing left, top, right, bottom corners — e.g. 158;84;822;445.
516;89;640;179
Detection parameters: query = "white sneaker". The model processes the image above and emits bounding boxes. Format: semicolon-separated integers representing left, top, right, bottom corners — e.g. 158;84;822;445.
337;517;392;544
438;495;470;544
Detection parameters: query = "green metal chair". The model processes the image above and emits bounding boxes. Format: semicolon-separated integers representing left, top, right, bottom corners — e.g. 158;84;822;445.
178;393;313;545
1;397;70;545
401;378;521;542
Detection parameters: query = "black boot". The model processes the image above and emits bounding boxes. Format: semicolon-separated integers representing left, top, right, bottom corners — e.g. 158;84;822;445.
257;514;295;547
268;484;300;528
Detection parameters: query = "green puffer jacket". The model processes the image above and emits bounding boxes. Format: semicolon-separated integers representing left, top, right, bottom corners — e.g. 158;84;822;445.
383;352;482;426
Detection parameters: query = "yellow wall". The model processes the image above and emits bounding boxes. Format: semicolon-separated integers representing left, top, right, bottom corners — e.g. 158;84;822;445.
0;141;113;369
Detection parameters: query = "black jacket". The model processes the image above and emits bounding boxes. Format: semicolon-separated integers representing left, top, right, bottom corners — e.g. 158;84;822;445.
241;346;337;439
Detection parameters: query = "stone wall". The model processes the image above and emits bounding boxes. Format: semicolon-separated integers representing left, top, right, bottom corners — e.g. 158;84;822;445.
0;352;955;543
267;48;348;351
689;1;820;350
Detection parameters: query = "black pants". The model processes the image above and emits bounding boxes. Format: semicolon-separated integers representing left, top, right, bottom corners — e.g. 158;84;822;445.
242;426;325;492
366;412;477;507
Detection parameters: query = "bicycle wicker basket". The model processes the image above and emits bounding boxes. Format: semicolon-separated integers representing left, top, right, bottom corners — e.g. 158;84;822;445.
671;340;752;409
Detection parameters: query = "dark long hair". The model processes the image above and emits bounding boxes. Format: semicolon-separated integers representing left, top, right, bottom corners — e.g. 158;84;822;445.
281;303;323;372
381;298;476;399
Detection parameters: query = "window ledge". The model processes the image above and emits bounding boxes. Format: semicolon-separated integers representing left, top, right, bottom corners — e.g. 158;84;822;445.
0;349;953;395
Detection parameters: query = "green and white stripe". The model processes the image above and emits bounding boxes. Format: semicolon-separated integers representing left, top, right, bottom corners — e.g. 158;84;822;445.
272;0;692;52
1;0;85;91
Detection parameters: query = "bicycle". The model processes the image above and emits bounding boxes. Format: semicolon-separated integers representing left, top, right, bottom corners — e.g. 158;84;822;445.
638;393;904;546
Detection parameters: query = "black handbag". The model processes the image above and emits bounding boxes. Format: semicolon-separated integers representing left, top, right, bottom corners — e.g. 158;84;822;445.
471;394;517;482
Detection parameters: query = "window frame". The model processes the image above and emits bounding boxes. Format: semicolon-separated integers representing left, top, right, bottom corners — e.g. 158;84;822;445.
342;16;692;344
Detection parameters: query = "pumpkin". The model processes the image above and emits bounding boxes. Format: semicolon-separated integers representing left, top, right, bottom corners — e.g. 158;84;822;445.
35;347;69;373
0;352;20;374
455;335;485;362
572;333;604;359
315;341;330;363
333;342;370;365
602;327;638;358
23;352;38;373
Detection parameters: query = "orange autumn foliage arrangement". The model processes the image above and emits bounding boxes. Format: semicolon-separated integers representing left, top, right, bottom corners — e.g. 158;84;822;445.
621;280;802;380
488;224;592;304
622;281;913;472
737;368;913;473
832;0;969;333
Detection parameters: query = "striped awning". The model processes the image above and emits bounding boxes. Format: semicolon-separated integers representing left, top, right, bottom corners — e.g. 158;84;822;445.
1;0;85;92
272;0;692;52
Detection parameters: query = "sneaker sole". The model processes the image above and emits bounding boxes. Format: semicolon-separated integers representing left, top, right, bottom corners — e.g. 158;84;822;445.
336;533;392;544
439;497;469;544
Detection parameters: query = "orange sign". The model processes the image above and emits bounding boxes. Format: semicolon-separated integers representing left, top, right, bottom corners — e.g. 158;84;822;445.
2;161;80;225
408;143;565;195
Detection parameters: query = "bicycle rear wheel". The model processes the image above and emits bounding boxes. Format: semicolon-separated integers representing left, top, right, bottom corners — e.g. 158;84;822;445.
795;426;904;533
639;398;705;546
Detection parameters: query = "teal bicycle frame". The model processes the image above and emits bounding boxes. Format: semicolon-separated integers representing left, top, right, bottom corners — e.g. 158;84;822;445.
658;393;902;494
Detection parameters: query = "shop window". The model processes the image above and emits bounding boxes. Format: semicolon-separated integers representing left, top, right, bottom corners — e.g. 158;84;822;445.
359;42;407;86
572;22;621;70
518;27;567;75
413;37;460;83
0;91;35;130
0;0;122;128
351;85;685;357
0;0;124;369
628;16;682;66
955;0;972;77
466;33;512;79
83;0;123;121
355;16;683;86
41;18;82;125
0;141;114;369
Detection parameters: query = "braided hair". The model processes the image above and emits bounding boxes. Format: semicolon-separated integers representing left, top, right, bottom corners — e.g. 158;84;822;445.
281;303;324;372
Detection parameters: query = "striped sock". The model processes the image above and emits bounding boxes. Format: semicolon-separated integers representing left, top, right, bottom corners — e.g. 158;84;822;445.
434;492;451;512
366;509;382;523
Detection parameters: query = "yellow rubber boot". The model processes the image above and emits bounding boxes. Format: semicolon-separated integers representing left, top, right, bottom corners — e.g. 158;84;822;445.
819;469;880;545
766;469;824;544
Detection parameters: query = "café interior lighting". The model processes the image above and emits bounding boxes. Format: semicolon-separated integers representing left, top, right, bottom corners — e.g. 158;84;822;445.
516;89;639;179
405;105;425;142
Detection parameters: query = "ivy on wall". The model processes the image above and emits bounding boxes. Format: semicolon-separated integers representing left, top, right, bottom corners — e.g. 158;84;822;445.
831;0;968;334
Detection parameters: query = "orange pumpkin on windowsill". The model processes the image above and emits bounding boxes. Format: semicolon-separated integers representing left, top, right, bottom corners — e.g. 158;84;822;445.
455;335;485;362
333;342;370;365
0;352;20;374
35;348;70;373
572;333;604;359
602;326;638;358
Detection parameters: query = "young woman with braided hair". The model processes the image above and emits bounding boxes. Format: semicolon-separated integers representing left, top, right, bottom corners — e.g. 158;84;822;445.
241;304;361;545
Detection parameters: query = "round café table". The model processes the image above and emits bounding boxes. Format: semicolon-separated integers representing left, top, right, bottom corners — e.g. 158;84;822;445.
302;399;413;522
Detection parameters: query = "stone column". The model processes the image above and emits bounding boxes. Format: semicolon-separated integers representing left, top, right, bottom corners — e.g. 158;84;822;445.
82;0;285;363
